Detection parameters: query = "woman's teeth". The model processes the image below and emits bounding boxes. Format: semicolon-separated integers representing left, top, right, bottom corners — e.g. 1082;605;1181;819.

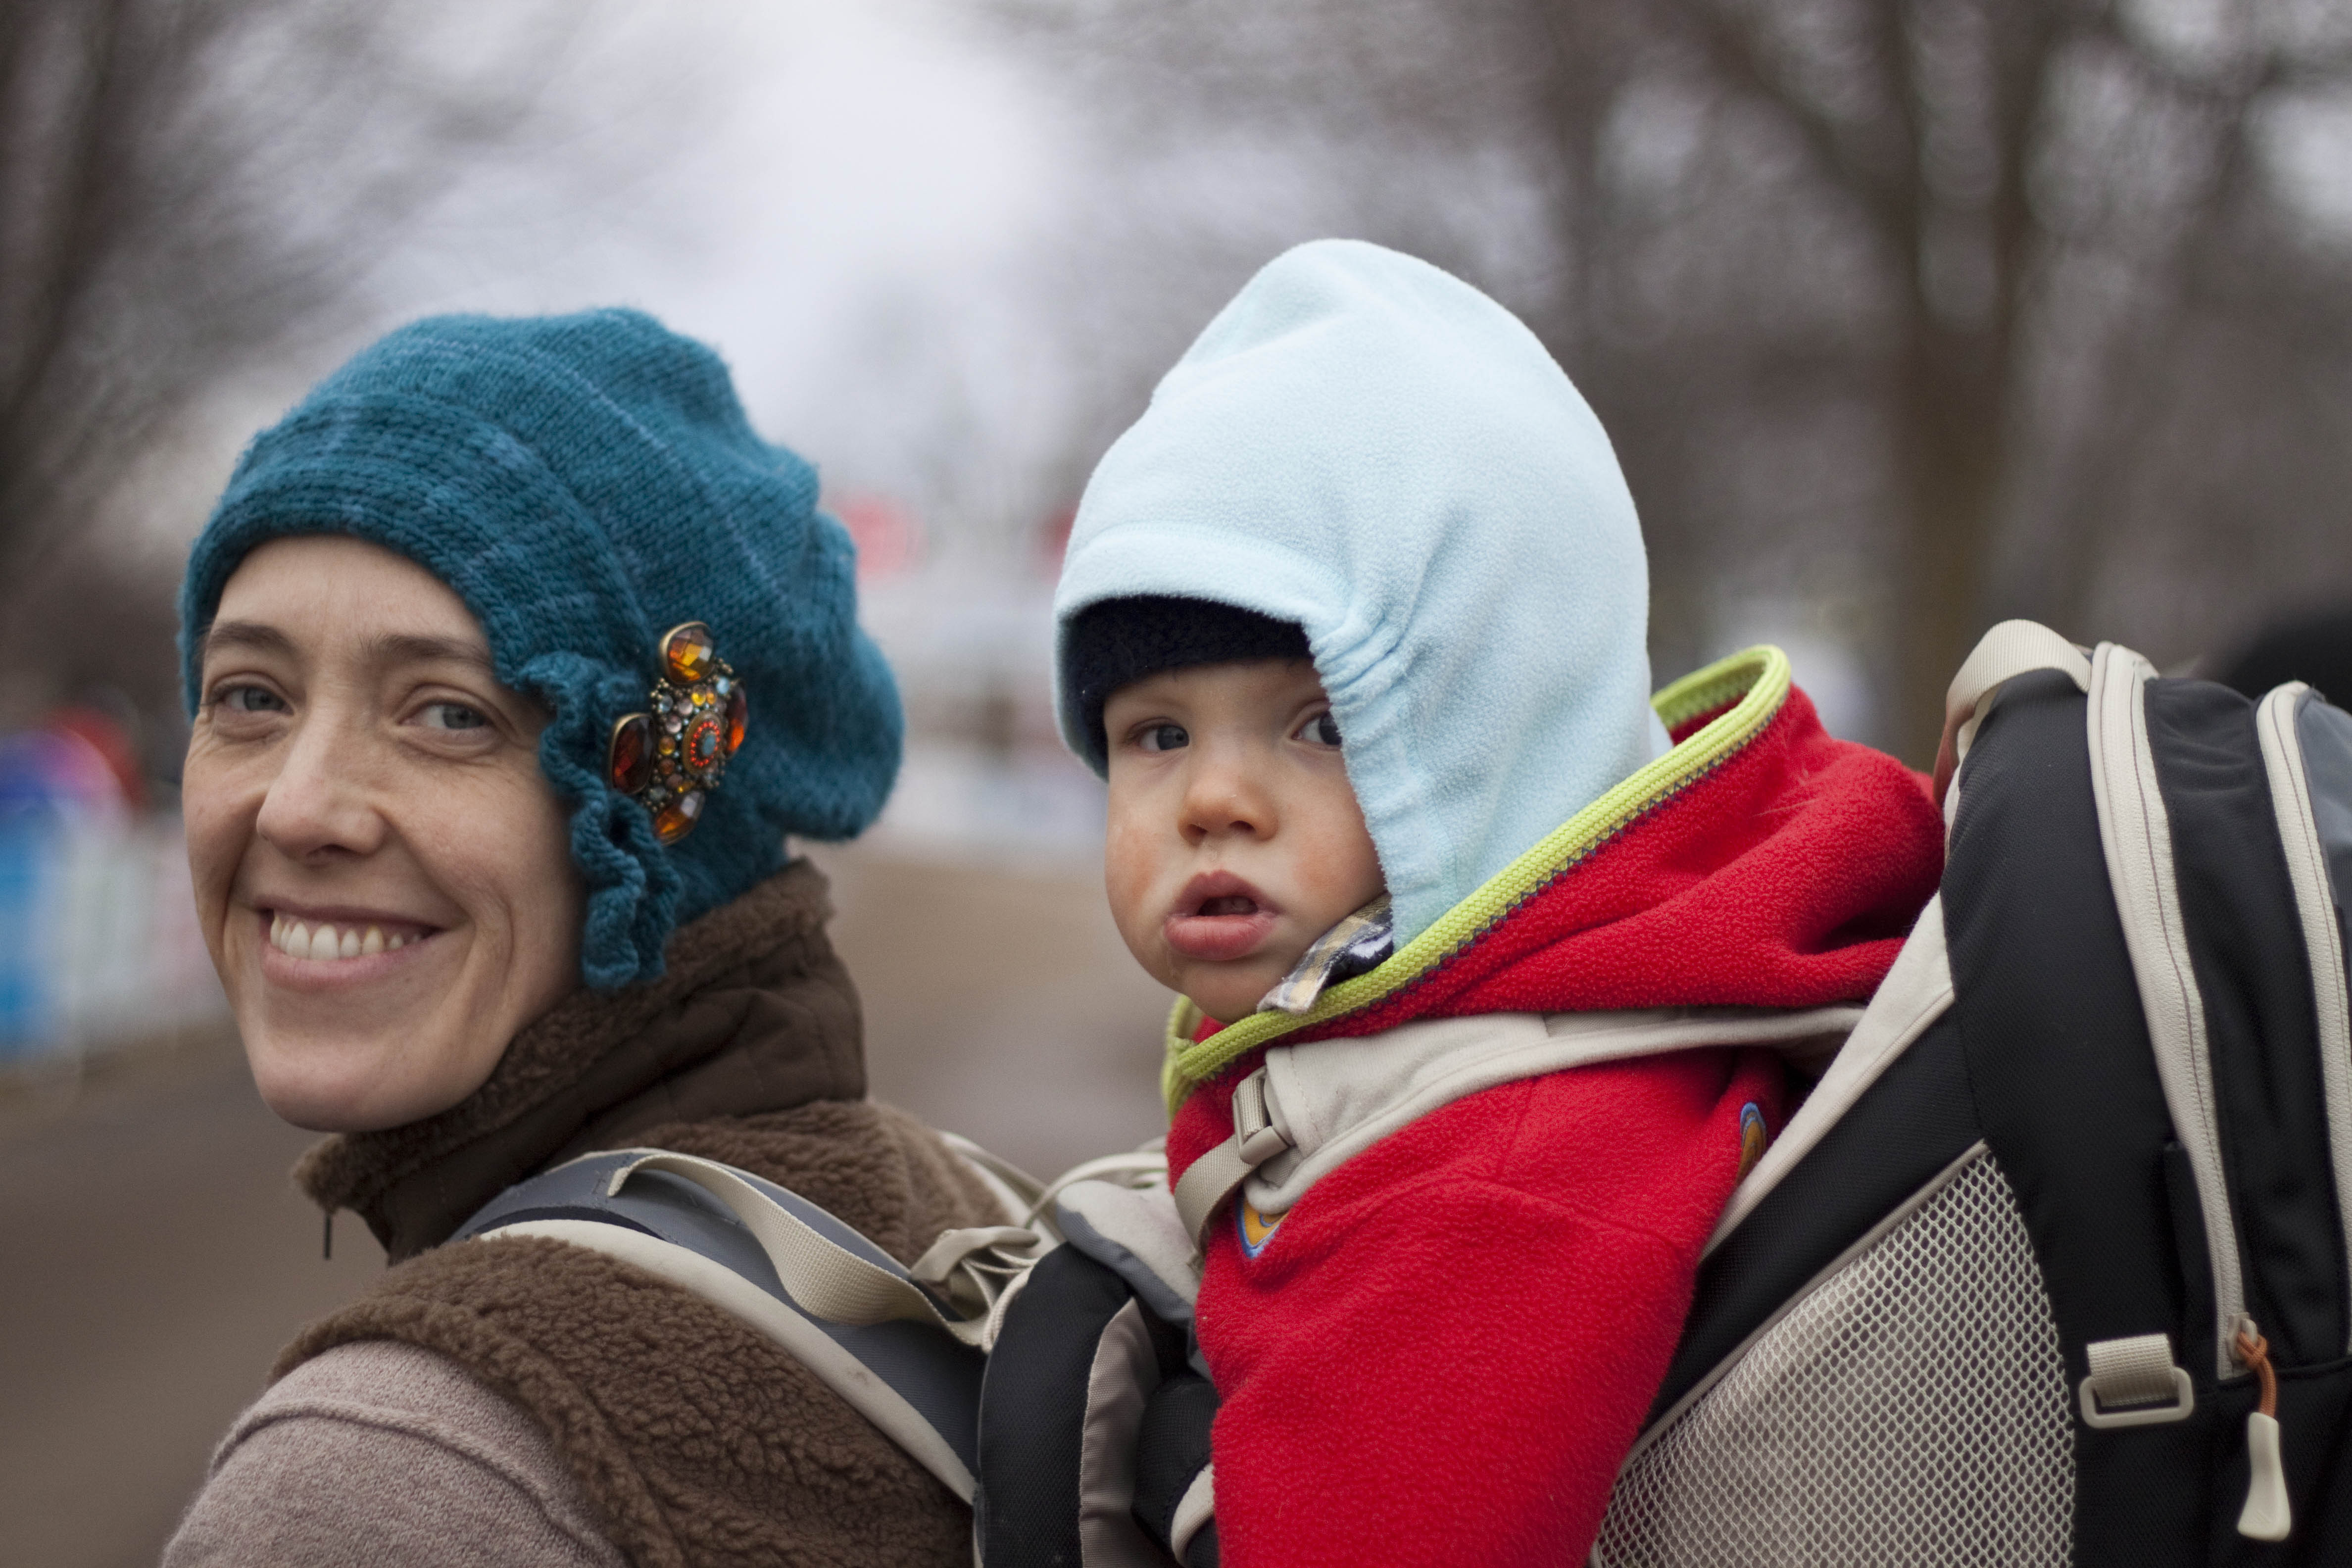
268;913;412;961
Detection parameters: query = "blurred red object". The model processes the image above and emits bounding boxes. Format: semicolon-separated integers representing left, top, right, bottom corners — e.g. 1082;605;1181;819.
1034;504;1076;580
829;493;925;582
42;708;144;811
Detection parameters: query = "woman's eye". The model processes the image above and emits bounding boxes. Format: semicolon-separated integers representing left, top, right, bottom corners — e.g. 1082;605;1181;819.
1138;723;1189;753
216;685;288;715
419;701;490;732
1296;711;1342;748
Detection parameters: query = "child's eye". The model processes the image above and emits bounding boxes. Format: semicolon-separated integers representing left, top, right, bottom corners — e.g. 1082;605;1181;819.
1138;723;1189;753
1295;711;1342;748
418;701;490;732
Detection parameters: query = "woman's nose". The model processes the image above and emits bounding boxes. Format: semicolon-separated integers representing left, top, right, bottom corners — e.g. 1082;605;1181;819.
253;713;388;862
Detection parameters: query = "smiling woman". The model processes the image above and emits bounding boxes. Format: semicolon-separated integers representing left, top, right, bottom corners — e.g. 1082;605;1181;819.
160;310;1003;1568
187;537;585;1131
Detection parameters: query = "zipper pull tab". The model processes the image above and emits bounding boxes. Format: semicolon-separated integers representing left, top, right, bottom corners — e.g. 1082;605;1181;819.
2234;1318;2291;1543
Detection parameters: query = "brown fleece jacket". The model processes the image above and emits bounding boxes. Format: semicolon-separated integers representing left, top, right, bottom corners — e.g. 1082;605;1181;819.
256;861;1002;1568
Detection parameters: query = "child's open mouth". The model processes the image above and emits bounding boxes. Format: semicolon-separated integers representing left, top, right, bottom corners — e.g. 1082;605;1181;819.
1166;873;1281;963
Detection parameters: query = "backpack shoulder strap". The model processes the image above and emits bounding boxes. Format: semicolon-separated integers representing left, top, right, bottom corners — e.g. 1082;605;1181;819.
455;1147;997;1502
980;1177;1210;1568
1931;617;2091;805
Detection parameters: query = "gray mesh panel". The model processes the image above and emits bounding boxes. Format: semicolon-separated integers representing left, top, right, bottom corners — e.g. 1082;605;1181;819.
1592;1151;2073;1568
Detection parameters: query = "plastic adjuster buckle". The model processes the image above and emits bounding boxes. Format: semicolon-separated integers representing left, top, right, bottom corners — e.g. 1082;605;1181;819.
1230;1070;1290;1168
2078;1333;2196;1429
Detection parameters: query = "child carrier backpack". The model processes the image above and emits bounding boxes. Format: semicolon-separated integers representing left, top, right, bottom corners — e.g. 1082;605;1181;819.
453;619;2352;1568
448;1132;1200;1562
1590;622;2352;1567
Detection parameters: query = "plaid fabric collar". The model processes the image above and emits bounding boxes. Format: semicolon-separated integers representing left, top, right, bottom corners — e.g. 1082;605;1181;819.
1257;895;1395;1016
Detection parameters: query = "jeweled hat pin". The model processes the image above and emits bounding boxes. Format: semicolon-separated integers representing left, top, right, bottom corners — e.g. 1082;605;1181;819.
606;622;748;844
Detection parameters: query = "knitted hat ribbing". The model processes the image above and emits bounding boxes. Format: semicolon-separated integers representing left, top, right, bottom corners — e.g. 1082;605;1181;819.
178;308;902;990
1061;595;1312;771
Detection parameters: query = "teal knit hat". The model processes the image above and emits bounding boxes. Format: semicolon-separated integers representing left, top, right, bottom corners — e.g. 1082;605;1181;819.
178;308;903;989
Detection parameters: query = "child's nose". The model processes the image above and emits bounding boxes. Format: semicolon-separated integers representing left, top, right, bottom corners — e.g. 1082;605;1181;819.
1177;753;1275;842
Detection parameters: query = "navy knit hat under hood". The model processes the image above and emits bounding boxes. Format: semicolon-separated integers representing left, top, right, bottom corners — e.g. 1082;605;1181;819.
178;308;902;990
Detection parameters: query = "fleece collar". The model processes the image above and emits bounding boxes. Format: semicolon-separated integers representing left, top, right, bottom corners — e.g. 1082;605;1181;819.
1160;645;1946;1113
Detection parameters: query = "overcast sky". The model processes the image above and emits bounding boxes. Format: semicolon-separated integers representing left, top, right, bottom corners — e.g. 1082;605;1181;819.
363;0;1081;552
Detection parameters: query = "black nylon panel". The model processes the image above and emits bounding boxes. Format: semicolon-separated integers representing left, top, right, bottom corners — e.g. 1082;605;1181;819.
1647;1009;1980;1424
2148;678;2346;1366
1133;1374;1218;1550
1944;669;2213;1565
977;1245;1135;1568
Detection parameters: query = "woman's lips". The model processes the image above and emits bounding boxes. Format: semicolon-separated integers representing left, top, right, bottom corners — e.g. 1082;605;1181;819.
1165;873;1280;962
253;906;439;988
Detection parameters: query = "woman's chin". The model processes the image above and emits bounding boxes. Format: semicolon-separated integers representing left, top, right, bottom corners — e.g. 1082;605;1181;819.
249;1057;406;1131
242;1022;483;1132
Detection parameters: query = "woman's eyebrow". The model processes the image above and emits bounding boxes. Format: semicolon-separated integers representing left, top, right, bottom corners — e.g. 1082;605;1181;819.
198;624;495;673
196;620;295;660
362;632;497;673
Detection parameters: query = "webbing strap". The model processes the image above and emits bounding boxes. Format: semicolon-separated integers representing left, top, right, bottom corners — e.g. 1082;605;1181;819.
1933;620;2093;807
1172;1143;1253;1250
2078;1332;2195;1429
1172;1068;1290;1248
2085;1333;2181;1406
605;1152;1005;1347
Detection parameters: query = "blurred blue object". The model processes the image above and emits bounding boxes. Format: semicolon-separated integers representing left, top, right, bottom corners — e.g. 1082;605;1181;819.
0;826;46;1052
0;726;127;824
0;722;221;1064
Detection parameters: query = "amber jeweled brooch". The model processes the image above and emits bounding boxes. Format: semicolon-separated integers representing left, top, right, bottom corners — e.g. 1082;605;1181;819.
606;621;748;844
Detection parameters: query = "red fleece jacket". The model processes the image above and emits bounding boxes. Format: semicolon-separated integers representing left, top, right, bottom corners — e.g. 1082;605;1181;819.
1165;683;1943;1567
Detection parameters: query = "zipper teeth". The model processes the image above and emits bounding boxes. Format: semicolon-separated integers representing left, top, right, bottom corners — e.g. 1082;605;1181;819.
2256;685;2352;1353
2092;645;2246;1379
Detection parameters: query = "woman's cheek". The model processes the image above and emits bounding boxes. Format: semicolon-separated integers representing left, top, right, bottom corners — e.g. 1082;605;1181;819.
449;757;583;1013
180;747;255;959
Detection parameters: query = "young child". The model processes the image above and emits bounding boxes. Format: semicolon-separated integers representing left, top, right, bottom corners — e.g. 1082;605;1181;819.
1052;242;1945;1564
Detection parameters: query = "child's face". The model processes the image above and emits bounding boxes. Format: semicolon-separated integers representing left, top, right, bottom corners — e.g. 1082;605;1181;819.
1102;657;1386;1025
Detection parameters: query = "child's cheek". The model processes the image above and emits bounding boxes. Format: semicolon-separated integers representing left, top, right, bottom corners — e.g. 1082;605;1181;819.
1101;794;1178;982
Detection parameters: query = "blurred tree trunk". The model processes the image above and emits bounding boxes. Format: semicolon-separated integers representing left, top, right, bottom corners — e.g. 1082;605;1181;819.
1005;0;2352;762
0;0;577;736
1562;0;2240;760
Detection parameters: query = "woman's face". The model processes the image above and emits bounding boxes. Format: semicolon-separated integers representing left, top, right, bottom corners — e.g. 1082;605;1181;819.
184;536;585;1131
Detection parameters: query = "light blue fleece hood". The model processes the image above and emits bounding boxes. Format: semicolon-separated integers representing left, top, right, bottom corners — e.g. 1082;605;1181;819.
1054;239;1659;949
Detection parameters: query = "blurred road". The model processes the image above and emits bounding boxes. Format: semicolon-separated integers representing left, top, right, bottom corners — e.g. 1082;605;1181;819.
0;849;1169;1568
818;846;1172;1177
0;1032;384;1568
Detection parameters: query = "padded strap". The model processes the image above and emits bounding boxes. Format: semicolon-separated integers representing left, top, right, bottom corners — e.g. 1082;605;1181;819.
1933;619;2092;807
2086;644;2245;1378
1170;1467;1217;1566
1134;1373;1219;1566
2257;683;2352;1346
462;1150;993;1503
490;1217;982;1500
